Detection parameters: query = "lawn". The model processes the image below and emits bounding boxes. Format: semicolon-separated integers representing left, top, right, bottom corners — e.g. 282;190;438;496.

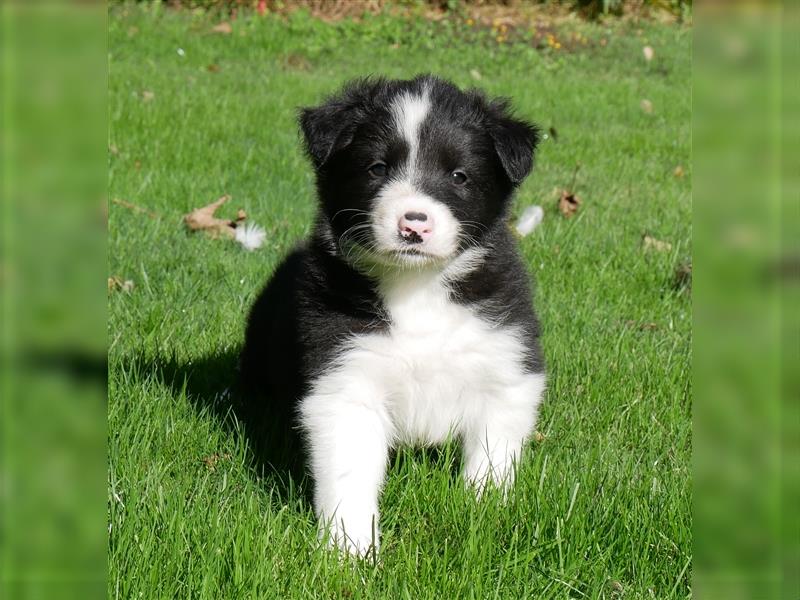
108;5;691;598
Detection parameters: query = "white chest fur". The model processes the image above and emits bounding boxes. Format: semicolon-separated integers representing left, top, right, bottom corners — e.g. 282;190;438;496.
358;268;534;445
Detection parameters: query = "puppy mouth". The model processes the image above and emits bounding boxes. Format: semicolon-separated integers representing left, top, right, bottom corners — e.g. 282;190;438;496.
389;247;425;257
342;240;447;269
382;246;443;265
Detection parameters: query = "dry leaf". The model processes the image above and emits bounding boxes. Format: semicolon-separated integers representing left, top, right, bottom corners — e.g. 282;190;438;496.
108;276;134;293
640;99;653;114
109;144;119;155
184;195;245;239
141;90;154;102
533;431;546;443
207;63;220;73
211;21;232;34
470;68;482;81
673;165;685;178
558;190;581;218
642;234;672;252
202;453;231;472
673;261;692;291
282;53;312;71
643;45;654;61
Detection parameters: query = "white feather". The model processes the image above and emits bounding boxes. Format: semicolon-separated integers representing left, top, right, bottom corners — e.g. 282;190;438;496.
235;223;266;251
515;205;544;236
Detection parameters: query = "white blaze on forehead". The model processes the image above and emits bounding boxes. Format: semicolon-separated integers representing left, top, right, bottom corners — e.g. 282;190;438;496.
391;91;430;175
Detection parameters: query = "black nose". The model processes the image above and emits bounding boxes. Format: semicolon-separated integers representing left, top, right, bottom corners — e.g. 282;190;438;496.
403;211;428;222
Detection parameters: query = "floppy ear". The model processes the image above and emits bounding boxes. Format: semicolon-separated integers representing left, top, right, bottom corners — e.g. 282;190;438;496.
486;99;540;185
299;100;359;169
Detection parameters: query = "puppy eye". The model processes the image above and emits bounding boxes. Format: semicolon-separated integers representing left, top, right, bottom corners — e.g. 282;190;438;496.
368;162;388;177
451;170;467;185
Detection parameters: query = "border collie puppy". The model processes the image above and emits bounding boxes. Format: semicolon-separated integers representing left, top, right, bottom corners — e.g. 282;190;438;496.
240;75;545;556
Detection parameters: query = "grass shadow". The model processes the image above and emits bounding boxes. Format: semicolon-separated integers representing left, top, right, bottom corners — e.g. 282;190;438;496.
128;349;312;507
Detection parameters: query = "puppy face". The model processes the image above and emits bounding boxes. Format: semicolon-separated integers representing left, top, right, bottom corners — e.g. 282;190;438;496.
300;76;539;268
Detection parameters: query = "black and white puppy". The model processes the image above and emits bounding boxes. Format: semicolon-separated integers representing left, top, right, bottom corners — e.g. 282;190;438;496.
240;75;545;555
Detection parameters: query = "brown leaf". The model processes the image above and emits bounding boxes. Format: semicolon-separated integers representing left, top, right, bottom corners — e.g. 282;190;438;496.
673;261;692;291
207;63;221;73
282;53;312;71
184;195;246;239
202;453;231;471
108;276;134;293
640;99;653;114
141;90;154;102
211;21;232;34
533;431;546;443
642;234;672;252
558;190;581;218
673;165;685;178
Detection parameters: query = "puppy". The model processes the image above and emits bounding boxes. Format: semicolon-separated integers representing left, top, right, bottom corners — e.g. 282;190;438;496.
240;75;545;555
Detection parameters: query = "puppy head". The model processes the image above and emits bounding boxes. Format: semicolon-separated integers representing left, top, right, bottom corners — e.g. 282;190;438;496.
300;75;539;269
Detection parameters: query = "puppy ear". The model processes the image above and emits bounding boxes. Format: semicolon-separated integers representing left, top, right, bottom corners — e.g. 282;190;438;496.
486;99;540;185
299;100;359;169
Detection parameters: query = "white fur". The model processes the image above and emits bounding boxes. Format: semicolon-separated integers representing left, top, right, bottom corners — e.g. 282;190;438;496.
299;256;545;556
371;179;460;261
391;90;430;178
234;222;266;251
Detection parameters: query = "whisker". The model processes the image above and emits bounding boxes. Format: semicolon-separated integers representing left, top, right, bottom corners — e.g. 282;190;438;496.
330;208;370;222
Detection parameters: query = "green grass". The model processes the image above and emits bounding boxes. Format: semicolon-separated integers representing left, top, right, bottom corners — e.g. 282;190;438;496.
108;6;691;598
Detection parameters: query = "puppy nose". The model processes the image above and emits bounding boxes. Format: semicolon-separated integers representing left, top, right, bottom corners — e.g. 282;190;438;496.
398;212;434;244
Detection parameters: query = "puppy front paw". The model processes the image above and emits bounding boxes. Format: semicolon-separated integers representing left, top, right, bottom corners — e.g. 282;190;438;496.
320;514;380;558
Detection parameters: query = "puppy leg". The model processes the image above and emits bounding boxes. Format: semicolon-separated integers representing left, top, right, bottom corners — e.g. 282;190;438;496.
463;374;545;494
299;382;389;556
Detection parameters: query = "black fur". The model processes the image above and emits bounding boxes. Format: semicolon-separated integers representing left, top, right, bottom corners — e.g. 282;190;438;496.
239;75;544;474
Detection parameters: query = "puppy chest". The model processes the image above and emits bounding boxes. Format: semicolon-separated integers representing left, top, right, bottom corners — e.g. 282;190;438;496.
371;287;528;442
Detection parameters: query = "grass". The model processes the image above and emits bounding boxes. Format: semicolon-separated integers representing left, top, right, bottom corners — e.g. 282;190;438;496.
108;6;691;598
